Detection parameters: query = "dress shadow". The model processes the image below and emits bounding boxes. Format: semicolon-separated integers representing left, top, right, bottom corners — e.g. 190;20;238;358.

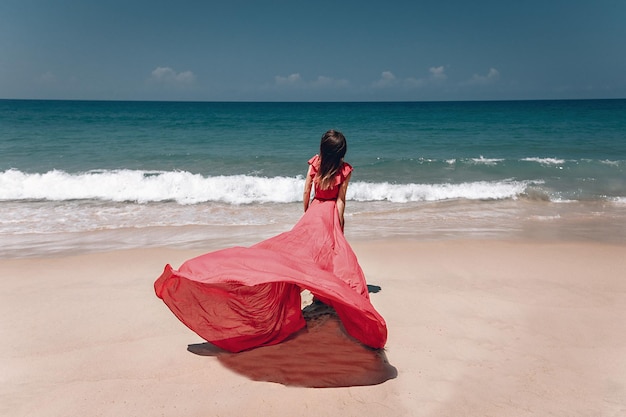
187;294;397;388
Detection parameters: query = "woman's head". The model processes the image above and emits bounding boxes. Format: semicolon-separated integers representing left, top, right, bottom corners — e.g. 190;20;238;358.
317;130;347;190
320;129;347;161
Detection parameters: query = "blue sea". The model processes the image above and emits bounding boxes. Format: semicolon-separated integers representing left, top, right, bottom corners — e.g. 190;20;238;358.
1;99;625;257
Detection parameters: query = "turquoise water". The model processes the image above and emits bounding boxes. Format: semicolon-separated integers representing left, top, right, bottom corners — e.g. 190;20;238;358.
1;99;625;256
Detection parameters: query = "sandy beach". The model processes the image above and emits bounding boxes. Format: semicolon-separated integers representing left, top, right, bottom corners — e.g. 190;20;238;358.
2;239;626;417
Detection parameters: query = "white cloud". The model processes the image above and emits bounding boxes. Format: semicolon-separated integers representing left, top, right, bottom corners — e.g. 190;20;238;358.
312;75;349;88
405;66;447;87
373;71;397;88
381;71;396;81
274;73;302;85
467;68;500;85
149;67;196;84
429;66;447;81
272;73;348;89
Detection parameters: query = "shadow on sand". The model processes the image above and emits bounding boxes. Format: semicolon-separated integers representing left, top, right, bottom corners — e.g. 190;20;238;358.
188;288;396;388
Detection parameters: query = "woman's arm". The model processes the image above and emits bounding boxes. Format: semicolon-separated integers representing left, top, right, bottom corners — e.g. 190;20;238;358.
303;166;313;212
336;172;351;231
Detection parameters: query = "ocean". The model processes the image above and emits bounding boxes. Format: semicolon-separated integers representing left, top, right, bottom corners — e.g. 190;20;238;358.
1;99;625;257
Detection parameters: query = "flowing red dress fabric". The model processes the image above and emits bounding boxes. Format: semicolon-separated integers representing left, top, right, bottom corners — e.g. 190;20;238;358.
154;156;387;353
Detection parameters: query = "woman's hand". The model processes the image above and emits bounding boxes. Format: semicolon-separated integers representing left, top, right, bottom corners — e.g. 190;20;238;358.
336;172;351;231
303;166;313;212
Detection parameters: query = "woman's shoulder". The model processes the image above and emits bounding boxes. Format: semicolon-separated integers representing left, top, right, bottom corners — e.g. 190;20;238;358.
308;155;352;180
308;154;320;166
340;161;353;177
307;154;320;175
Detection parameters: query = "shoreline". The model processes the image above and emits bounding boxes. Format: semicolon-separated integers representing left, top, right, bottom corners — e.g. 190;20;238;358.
3;196;626;259
2;238;626;416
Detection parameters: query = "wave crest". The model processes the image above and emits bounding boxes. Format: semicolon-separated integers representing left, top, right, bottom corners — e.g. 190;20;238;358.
0;169;531;204
521;157;566;165
349;180;528;202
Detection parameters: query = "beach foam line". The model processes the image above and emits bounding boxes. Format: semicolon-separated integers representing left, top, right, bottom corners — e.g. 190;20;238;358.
521;157;566;165
349;180;530;203
470;156;505;165
0;169;534;204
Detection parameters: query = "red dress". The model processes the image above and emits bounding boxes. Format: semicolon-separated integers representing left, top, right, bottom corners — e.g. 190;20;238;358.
154;156;387;352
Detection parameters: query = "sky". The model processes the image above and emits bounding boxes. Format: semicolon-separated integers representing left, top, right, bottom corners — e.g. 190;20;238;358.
1;0;625;102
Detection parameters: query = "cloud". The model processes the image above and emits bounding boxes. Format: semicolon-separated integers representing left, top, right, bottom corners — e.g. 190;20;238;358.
467;68;500;85
429;66;447;81
149;67;196;84
265;66;501;99
274;73;302;85
312;75;349;88
405;66;448;88
373;71;397;88
272;73;348;89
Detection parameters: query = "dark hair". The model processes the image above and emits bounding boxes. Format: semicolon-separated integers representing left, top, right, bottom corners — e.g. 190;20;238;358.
317;129;347;190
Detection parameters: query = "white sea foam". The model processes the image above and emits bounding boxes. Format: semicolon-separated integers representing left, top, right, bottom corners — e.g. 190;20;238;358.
522;157;566;165
0;169;531;205
471;156;504;165
600;159;621;166
349;180;528;203
0;169;304;205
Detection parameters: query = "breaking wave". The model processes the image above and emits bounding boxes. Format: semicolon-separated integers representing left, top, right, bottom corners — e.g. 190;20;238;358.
0;169;532;204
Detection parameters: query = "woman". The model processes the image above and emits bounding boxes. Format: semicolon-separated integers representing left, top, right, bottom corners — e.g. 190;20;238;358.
154;130;387;352
303;129;350;230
